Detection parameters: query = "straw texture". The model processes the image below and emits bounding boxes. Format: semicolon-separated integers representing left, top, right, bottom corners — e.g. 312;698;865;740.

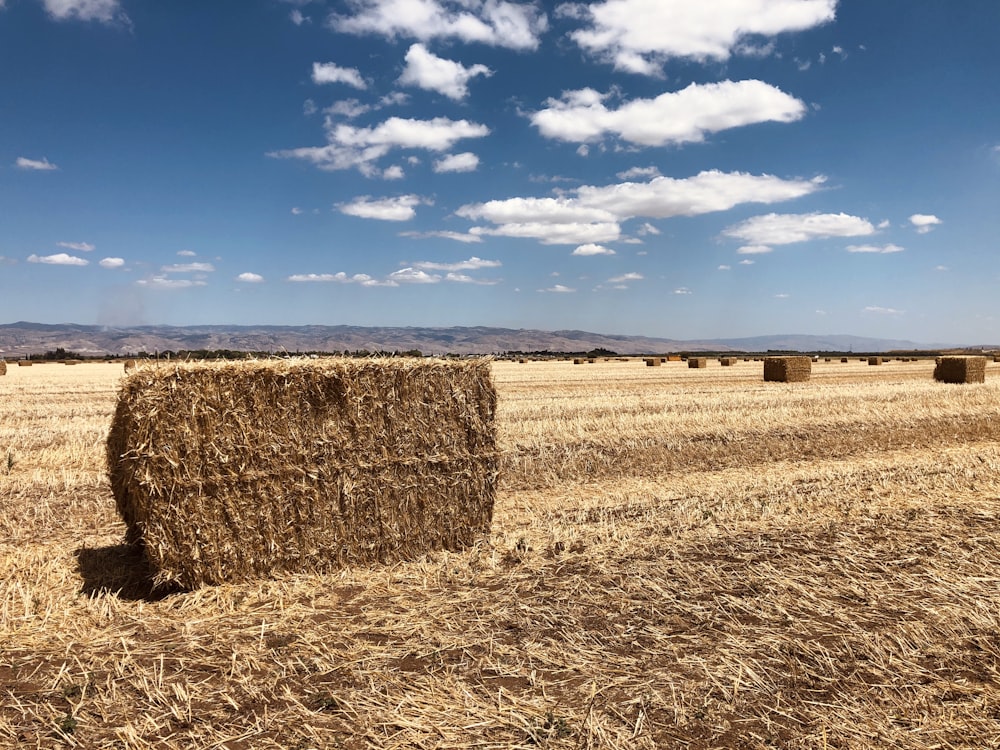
107;358;499;588
934;356;987;384
763;356;812;383
0;360;5;376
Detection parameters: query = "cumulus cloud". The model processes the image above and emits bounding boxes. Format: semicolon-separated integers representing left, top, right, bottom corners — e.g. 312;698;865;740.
723;212;877;245
99;257;125;268
27;252;88;266
57;241;94;252
530;80;806;146
563;0;836;73
411;256;500;271
269;116;490;175
287;272;384;286
399;43;492;99
137;277;208;289
737;245;773;255
444;272;501;285
718;264;731;270
538;284;575;293
572;243;616;256
674;287;692;295
909;213;942;233
863;306;904;315
329;0;548;50
455;170;822;245
383;165;405;179
162;262;215;273
15;156;58;170
339;194;428;221
324;99;371;119
617;166;661;180
177;249;197;256
608;272;642;283
41;0;127;24
434;152;480;173
312;62;367;89
236;272;264;283
388;267;441;284
399;230;483;243
846;243;904;254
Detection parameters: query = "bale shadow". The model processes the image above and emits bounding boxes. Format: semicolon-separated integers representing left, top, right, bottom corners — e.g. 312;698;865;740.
74;544;180;601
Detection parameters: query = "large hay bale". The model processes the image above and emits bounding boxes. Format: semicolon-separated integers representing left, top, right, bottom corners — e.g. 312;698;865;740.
720;357;737;366
17;360;32;367
667;355;682;362
688;358;707;369
868;357;883;366
934;356;987;384
644;358;661;367
107;359;499;589
841;358;849;363
763;356;811;383
0;360;5;376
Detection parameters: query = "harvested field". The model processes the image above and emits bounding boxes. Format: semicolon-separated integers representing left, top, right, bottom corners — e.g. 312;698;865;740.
3;358;1000;748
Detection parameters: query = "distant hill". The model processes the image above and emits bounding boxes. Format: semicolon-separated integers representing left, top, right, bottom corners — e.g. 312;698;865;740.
0;321;974;357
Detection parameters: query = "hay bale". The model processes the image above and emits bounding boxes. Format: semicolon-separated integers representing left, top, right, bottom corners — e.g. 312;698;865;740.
933;356;987;384
107;359;499;589
763;356;811;383
841;358;849;363
688;358;707;369
720;357;737;366
644;358;661;367
667;355;682;362
573;358;585;365
868;357;883;366
994;356;1000;363
0;360;5;376
17;360;32;367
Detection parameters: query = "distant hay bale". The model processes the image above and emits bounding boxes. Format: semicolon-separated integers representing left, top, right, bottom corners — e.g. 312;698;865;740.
868;357;883;366
587;358;597;364
667;355;682;362
688;358;707;369
763;356;811;383
107;359;499;589
573;358;585;365
0;361;5;376
17;360;32;367
933;356;987;384
841;358;849;363
824;358;832;362
720;357;737;366
994;356;1000;363
64;359;81;365
644;358;661;367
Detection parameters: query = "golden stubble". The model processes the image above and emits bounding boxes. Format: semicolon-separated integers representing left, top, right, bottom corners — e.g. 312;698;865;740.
2;358;1000;748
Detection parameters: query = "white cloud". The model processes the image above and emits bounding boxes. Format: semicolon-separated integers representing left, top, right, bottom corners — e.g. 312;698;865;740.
383;165;405;179
291;207;304;215
723;212;877;245
269;116;489;175
718;264;731;270
27;252;88;266
531;80;806;147
934;265;949;272
236;272;264;283
608;272;642;283
444;272;501;285
617;166;661;180
846;243;904;254
329;0;548;50
636;222;660;235
15;156;58;171
287;272;383;286
303;99;317;116
388;267;441;284
57;241;94;252
737;245;773;255
572;243;616;256
564;0;836;72
324;99;372;119
399;43;492;99
909;213;942;233
539;284;575;293
162;262;215;273
99;257;125;269
774;293;790;299
457;170;822;246
434;152;480;173
339;194;427;221
863;306;904;315
290;9;307;25
41;0;126;24
137;277;208;289
674;287;692;295
739;259;755;265
177;249;197;256
412;256;500;271
312;62;367;89
399;230;484;243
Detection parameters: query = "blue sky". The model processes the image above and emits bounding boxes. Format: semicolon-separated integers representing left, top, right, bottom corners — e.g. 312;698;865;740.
2;0;999;343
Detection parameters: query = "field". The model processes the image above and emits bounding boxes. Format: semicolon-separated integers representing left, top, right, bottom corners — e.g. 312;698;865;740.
3;357;1000;749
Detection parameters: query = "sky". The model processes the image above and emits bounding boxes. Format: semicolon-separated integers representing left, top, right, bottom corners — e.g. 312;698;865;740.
2;0;999;344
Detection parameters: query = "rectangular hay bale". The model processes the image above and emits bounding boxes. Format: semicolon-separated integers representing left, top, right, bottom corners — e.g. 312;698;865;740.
0;360;5;376
644;358;661;367
107;359;499;589
933;356;987;384
868;357;883;365
720;357;737;366
763;356;811;383
688;358;707;368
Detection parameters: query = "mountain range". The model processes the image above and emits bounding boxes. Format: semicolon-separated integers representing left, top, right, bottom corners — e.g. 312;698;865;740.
0;322;977;357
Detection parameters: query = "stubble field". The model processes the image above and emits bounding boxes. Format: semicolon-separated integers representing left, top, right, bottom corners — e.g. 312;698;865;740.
2;357;1000;749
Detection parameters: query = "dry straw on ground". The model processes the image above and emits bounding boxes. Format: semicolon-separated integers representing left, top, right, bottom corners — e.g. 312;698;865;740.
688;357;707;368
934;355;987;384
763;355;812;382
107;358;499;588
